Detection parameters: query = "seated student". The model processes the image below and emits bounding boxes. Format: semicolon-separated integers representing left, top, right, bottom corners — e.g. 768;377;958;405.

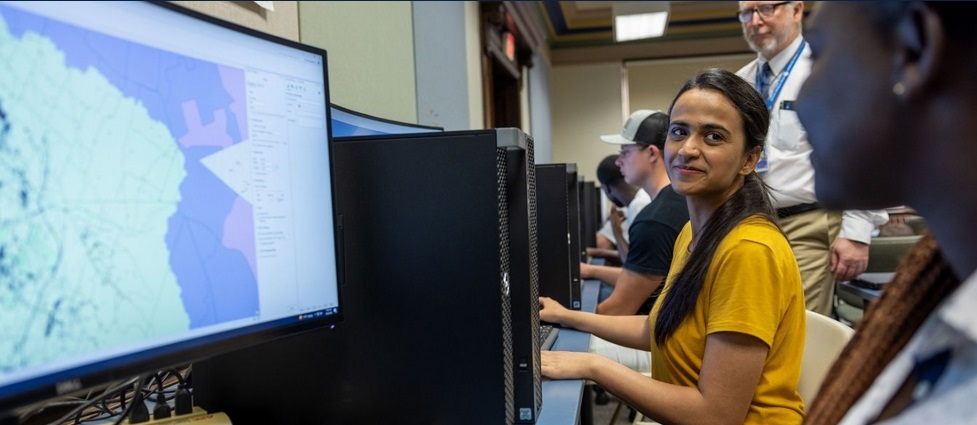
588;154;652;267
580;110;688;317
540;68;806;424
795;3;977;423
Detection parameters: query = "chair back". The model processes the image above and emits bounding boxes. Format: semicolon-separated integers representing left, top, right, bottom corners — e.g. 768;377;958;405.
798;310;854;405
866;235;923;273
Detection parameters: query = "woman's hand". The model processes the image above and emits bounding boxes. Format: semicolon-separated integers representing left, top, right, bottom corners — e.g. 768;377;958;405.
541;351;596;380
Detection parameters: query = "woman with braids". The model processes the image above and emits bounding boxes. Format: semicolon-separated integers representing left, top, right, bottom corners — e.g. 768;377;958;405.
796;2;975;424
539;68;806;425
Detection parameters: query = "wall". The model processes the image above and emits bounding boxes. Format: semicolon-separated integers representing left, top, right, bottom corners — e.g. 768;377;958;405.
549;54;755;186
550;63;625;184
413;2;479;131
528;52;553;164
463;2;484;131
298;2;417;124
173;1;299;40
626;54;755;112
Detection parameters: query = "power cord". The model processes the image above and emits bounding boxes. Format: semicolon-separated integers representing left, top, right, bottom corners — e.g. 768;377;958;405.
170;368;193;416
152;374;171;420
116;376;150;425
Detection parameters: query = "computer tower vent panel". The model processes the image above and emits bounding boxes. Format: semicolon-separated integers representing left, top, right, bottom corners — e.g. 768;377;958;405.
496;147;516;424
525;141;543;409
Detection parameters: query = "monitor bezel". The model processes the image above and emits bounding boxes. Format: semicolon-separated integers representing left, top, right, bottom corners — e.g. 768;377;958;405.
0;0;344;416
330;102;443;137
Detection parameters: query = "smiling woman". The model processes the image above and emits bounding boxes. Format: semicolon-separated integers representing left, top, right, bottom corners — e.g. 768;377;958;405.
536;68;807;425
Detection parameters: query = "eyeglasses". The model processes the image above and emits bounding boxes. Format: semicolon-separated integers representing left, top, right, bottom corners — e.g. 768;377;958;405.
736;2;791;24
619;145;646;158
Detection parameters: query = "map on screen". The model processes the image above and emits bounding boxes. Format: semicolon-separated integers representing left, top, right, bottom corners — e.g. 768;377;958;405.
0;4;261;372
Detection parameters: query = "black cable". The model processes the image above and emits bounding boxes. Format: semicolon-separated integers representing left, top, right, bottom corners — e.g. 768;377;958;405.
40;378;137;425
152;372;172;420
120;376;150;425
171;367;193;416
167;368;187;389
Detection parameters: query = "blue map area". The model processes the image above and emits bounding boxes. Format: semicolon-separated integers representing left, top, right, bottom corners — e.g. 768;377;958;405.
1;5;258;328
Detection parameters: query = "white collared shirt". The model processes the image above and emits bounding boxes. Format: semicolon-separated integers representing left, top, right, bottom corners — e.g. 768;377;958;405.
840;270;977;424
736;36;888;243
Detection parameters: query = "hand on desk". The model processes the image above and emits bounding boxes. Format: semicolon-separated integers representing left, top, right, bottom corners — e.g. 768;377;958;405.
539;296;570;326
541;350;596;380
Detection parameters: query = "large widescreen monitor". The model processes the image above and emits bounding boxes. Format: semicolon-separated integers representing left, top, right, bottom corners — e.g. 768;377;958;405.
0;1;343;417
330;103;442;137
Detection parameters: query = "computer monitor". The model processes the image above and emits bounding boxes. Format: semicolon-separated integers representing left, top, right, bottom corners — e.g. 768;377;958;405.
330;103;442;137
0;1;343;417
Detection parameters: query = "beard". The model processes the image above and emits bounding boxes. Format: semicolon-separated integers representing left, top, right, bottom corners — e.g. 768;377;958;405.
744;27;791;58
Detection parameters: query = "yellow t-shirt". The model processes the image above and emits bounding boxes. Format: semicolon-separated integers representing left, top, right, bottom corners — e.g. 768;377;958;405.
649;216;806;424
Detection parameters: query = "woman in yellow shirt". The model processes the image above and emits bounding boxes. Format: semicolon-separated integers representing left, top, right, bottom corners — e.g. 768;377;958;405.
540;68;806;424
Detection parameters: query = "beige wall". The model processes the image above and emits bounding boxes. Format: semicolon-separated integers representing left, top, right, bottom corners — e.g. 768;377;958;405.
173;1;299;41
298;2;417;124
464;1;484;130
550;54;755;185
550;63;625;183
626;54;755;112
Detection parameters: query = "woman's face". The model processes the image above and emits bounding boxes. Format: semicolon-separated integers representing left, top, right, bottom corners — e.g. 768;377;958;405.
796;3;909;210
665;88;758;207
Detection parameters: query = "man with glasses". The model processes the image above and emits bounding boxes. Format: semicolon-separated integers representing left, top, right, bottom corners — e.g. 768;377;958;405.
582;110;688;317
735;1;888;316
573;109;688;378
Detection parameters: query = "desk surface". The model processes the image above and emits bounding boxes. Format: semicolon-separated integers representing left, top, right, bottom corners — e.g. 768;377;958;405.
536;279;598;425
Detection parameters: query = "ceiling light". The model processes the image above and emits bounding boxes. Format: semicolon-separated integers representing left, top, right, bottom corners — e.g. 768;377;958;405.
612;2;670;42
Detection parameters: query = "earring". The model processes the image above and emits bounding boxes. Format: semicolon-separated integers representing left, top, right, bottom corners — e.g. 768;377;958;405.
893;82;906;96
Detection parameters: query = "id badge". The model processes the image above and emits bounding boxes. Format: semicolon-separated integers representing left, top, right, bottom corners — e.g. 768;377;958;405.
756;148;769;176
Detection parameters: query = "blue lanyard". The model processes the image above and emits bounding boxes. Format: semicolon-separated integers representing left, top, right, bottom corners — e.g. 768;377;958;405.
757;39;806;110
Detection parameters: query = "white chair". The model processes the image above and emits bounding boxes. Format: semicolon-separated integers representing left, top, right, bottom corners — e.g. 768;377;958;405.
798;310;853;404
632;311;853;424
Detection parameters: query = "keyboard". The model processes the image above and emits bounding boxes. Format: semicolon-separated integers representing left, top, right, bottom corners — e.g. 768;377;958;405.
540;324;559;351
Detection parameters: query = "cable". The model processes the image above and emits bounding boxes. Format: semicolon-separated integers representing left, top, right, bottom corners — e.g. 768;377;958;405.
30;367;193;425
170;367;193;416
125;375;150;425
40;377;138;425
152;372;171;420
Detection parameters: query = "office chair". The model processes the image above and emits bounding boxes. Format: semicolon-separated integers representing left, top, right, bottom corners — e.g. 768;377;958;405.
834;234;923;325
631;311;854;425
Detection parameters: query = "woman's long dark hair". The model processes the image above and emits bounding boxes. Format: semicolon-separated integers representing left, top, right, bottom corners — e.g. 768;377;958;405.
654;68;775;346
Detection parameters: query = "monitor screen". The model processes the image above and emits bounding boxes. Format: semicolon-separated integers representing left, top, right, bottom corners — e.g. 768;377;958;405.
0;0;342;415
331;103;442;137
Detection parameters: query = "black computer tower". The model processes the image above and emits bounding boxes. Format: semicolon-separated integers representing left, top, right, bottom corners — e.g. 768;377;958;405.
578;179;600;258
194;128;542;424
536;163;582;310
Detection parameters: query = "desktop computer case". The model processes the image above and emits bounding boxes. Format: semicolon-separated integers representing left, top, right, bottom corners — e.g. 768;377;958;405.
194;128;542;424
536;164;582;310
578;179;600;256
